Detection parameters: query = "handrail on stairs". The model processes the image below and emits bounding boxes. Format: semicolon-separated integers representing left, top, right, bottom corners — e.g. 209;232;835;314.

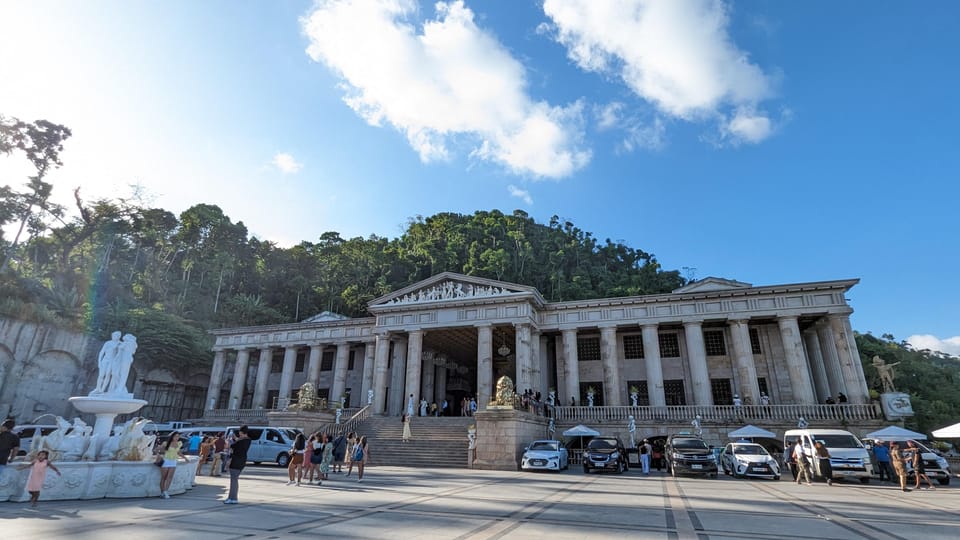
314;405;372;437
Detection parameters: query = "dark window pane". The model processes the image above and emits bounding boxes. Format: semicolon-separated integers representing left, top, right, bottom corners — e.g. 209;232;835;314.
704;330;726;356
623;334;644;359
577;337;601;361
658;333;680;358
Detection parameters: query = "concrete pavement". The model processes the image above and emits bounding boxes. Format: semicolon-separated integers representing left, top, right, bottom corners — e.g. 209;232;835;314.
1;465;956;539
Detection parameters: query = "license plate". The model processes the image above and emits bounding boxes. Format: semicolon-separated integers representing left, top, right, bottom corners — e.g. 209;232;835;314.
751;467;766;472
691;464;702;469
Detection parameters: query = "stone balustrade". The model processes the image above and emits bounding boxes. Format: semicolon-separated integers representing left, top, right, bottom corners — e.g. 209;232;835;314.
204;408;268;421
553;403;881;424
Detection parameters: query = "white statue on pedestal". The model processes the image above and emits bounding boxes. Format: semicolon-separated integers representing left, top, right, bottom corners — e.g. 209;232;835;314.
93;331;123;394
628;415;637;447
335;408;343;425
367;389;374;405
91;331;138;397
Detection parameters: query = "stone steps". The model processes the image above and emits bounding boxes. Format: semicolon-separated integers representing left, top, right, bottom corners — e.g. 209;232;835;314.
355;416;473;468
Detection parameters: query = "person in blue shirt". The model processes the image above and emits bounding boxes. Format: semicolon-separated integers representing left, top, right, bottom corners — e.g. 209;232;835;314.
872;441;893;482
188;433;202;454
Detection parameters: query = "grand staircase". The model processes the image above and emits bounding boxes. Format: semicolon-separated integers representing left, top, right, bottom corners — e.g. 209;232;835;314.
355;416;473;468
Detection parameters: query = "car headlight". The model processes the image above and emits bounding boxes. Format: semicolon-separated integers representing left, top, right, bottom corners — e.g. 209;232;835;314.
611;452;619;459
672;452;684;460
737;459;749;466
937;458;949;469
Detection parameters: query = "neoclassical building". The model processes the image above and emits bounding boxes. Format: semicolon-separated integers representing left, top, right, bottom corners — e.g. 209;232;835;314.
205;272;870;417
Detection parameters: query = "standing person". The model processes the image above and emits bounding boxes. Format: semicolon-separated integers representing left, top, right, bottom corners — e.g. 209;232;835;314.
158;431;185;499
419;398;428;417
335;432;349;474
908;441;936;490
287;432;306;486
353;436;368;482
784;440;799;481
0;419;20;475
401;413;412;443
639;439;652;475
222;433;235;475
210;433;225;477
407;394;415;416
814;440;833;486
224;426;251;504
793;440;812;485
17;450;60;508
461;397;468;417
890;442;909;492
837;393;848;404
304;433;316;484
469;397;477;416
196;436;212;476
320;433;334;481
441;398;448;417
872;441;893;483
652;441;664;471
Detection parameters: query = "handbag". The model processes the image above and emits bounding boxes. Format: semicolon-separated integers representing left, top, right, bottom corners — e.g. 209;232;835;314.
154;455;164;467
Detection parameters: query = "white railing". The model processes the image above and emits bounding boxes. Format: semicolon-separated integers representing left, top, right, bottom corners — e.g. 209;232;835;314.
314;405;372;437
553;403;881;423
204;408;268;421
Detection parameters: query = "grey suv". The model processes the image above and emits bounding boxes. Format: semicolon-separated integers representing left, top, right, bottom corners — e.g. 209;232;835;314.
665;434;718;477
582;436;629;474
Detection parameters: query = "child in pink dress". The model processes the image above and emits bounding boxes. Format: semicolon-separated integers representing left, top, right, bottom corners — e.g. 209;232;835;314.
18;450;61;507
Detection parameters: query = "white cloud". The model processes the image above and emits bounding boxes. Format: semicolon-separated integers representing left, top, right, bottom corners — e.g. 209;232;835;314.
906;334;960;357
507;184;533;205
621;117;666;152
272;152;303;174
543;0;779;144
596;102;623;131
301;0;590;178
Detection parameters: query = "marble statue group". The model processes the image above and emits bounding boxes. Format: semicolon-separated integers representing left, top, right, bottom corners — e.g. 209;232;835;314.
92;330;138;396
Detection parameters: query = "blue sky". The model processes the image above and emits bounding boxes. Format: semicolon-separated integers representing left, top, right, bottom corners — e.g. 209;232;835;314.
1;1;958;354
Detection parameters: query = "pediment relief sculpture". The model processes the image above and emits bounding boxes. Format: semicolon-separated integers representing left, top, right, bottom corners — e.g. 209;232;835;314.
389;280;517;304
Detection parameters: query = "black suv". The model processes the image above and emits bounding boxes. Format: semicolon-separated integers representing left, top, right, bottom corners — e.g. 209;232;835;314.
583;436;629;474
665;434;718;477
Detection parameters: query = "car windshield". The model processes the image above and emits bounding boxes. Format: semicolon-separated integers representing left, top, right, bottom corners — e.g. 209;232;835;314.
588;438;618;450
733;445;767;455
282;429;300;440
530;441;559;452
672;438;708;450
813;434;863;448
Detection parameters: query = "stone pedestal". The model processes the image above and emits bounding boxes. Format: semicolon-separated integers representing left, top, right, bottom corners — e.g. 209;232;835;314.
472;408;549;471
68;396;148;458
266;410;335;432
880;393;914;420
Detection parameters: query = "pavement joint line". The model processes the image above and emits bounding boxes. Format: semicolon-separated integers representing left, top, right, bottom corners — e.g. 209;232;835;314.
665;476;699;538
672;479;705;531
852;481;958;513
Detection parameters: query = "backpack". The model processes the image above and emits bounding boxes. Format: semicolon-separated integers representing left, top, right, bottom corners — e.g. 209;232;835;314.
640;445;648;455
353;446;364;462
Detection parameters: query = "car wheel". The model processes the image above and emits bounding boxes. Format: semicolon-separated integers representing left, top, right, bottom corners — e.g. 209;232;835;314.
938;477;950;486
253;461;262;465
277;453;289;467
774;475;781;481
859;477;870;484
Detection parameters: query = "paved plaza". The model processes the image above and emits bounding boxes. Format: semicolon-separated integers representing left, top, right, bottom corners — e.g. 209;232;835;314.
1;465;957;539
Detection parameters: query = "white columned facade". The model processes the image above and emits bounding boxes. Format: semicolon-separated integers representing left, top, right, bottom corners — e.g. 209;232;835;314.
529;330;542;394
514;323;533;393
641;324;665;407
477;325;493;410
728;320;760;405
372;334;391;414
778;317;816;403
389;337;407;416
228;348;251;409
421;352;435;405
307;344;323;387
252;347;272;409
802;329;830;402
842;315;870;401
206;349;226;410
829;314;867;403
278;346;298;400
537;334;549;397
816;321;845;399
330;343;350;405
683;321;712;406
599;325;623;406
561;329;579;406
405;330;424;411
434;357;447;408
360;341;376;406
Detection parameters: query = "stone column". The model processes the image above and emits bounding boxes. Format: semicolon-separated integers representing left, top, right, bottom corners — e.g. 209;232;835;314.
389;337;408;416
641;325;666;407
206;349;227;410
554;336;567;402
529;330;542;394
307;344;323;387
729;320;759;405
404;330;424;413
435;355;447;406
683;321;713;406
372;334;391;414
278;346;298;401
477;325;493;409
561;329;580;405
252;347;272;409
228;348;251;409
816;321;845;399
829;314;868;403
360;341;375;406
599;325;623;406
778;316;816;403
330;342;350;406
802;329;830;402
537;334;549;396
514;323;533;393
842;315;870;400
421;352;436;404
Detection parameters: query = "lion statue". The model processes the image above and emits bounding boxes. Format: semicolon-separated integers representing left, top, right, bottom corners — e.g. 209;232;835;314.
292;382;319;411
490;375;515;407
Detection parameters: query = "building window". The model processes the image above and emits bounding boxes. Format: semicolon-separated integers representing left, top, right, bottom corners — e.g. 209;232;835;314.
658;333;680;358
321;351;334;371
348;350;356;371
757;377;769;399
711;378;733;405
664;379;686;405
271;356;283;374
704;330;727;356
623;335;644;359
577;336;601;361
295;351;306;372
626;380;649;406
267;390;279;408
749;328;762;354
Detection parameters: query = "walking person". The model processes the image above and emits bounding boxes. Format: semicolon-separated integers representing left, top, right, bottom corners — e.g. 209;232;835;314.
908;441;936;490
890;441;910;492
157;431;185;499
814;440;833;486
17;450;61;508
639;439;652;475
353;436;368;482
307;432;323;484
793;440;812;485
401;413;412;443
784;440;799;481
872;441;893;483
224;426;251;504
287;432;306;486
338;432;351;475
210;433;225;477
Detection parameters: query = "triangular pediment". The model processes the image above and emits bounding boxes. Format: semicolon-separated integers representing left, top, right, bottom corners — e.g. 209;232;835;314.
369;272;544;309
672;277;752;294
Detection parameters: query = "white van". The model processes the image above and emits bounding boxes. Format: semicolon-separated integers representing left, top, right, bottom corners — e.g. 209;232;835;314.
226;426;302;467
784;429;873;484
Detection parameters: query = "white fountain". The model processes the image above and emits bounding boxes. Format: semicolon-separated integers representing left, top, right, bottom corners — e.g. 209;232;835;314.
0;331;198;502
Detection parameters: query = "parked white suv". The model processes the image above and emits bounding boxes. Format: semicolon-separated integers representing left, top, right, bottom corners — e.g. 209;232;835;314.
226;426;301;467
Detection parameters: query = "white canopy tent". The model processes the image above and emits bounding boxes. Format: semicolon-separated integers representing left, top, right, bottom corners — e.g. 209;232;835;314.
932;422;960;439
563;424;600;437
863;425;927;441
728;425;776;439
